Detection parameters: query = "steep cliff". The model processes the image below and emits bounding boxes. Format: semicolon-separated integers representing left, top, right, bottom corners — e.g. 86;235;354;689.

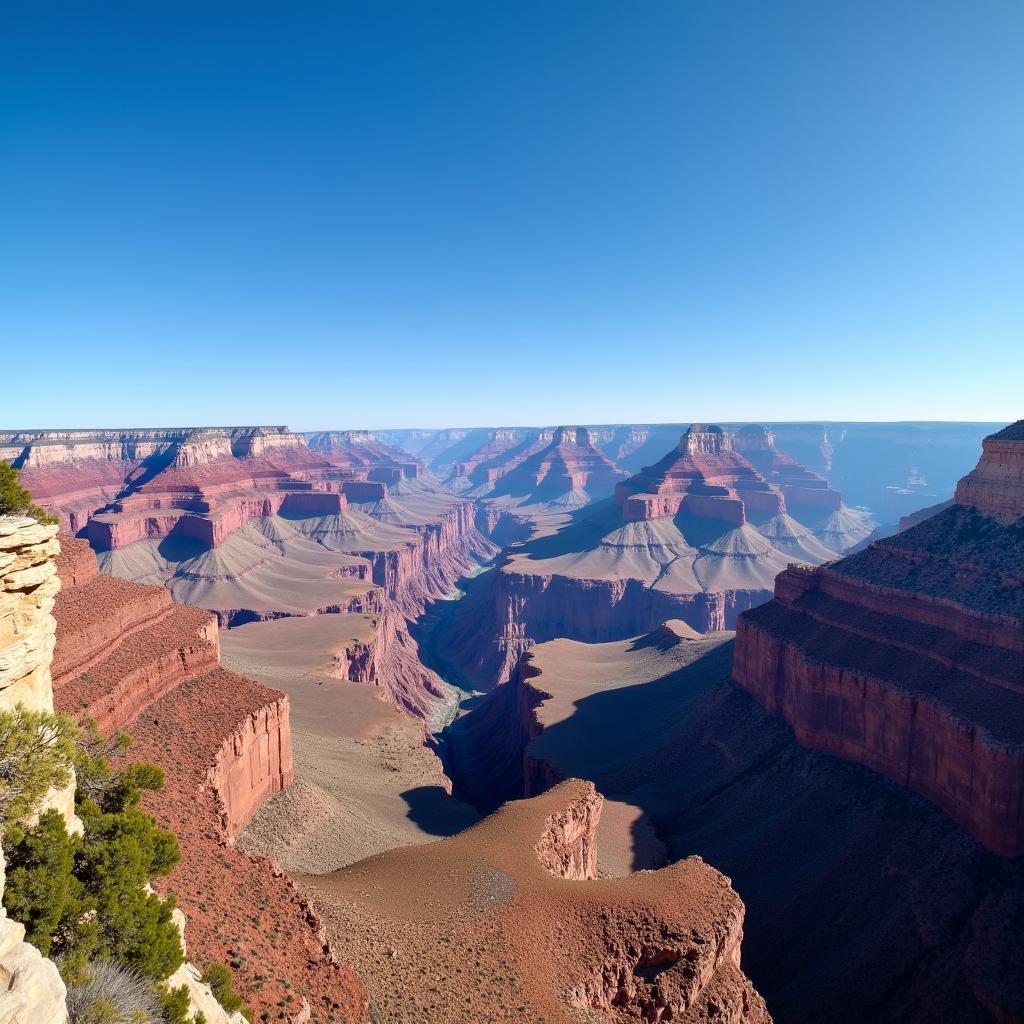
0;517;70;1023
733;420;1024;857
50;538;365;1022
0;516;78;826
449;622;1024;1023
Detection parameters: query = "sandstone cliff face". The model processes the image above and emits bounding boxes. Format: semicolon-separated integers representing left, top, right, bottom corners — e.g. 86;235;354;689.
207;697;294;840
732;422;1024;856
0;517;77;826
954;420;1024;523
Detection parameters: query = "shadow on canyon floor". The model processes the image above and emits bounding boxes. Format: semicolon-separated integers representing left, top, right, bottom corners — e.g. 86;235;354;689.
460;638;1024;1024
400;784;478;837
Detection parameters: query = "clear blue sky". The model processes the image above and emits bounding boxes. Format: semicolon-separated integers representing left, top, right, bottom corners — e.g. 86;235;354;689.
2;1;1021;430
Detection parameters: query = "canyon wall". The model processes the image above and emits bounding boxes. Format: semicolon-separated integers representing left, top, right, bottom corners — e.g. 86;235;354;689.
0;516;69;1024
0;516;78;826
732;421;1024;857
48;537;366;1022
207;697;294;840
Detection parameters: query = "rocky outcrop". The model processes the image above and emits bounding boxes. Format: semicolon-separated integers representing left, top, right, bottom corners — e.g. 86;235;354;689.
733;421;1024;856
0;517;61;713
616;425;785;523
333;606;455;723
128;671;367;1023
207;697;294;840
533;777;601;880
309;779;770;1023
0;517;77;826
0;849;67;1024
53;537;221;733
432;425;840;691
954;420;1024;523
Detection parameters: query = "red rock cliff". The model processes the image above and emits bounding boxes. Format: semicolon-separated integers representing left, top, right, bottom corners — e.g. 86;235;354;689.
733;421;1024;856
207;696;294;839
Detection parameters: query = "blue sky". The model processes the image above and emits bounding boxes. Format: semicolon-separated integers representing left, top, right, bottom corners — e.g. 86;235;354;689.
2;1;1021;429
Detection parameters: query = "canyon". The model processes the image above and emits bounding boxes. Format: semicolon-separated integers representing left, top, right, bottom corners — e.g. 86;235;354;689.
427;423;869;690
2;416;1015;1024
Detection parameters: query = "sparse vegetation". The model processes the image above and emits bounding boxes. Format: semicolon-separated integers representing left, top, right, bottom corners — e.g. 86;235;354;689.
0;706;78;826
61;955;163;1024
201;962;252;1020
0;715;197;1014
0;461;57;524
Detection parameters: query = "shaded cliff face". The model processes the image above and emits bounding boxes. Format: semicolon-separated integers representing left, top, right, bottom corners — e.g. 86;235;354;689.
449;625;1024;1024
51;537;367;1023
308;779;770;1024
733;422;1024;857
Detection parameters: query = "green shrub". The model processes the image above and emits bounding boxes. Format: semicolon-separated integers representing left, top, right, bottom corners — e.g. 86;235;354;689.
0;706;78;826
3;809;77;954
157;983;191;1024
0;462;57;524
3;721;184;982
201;962;251;1019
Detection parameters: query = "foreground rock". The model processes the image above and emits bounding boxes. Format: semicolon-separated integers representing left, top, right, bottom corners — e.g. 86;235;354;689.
733;420;1024;856
307;778;770;1024
0;516;69;1024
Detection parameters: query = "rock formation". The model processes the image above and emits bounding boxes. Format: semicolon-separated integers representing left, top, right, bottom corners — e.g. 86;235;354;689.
0;516;70;1024
0;516;78;826
309;778;770;1023
448;620;1024;1022
11;425;497;722
463;426;627;513
445;428;537;493
733;420;1024;856
730;424;873;551
430;425;840;688
49;536;366;1022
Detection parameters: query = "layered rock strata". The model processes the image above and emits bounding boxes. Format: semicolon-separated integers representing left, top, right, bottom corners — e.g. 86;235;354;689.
473;425;627;512
733;421;1024;856
433;425;839;689
309;779;770;1023
12;425;496;721
0;517;70;1023
730;424;873;551
0;516;78;825
50;539;365;1022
